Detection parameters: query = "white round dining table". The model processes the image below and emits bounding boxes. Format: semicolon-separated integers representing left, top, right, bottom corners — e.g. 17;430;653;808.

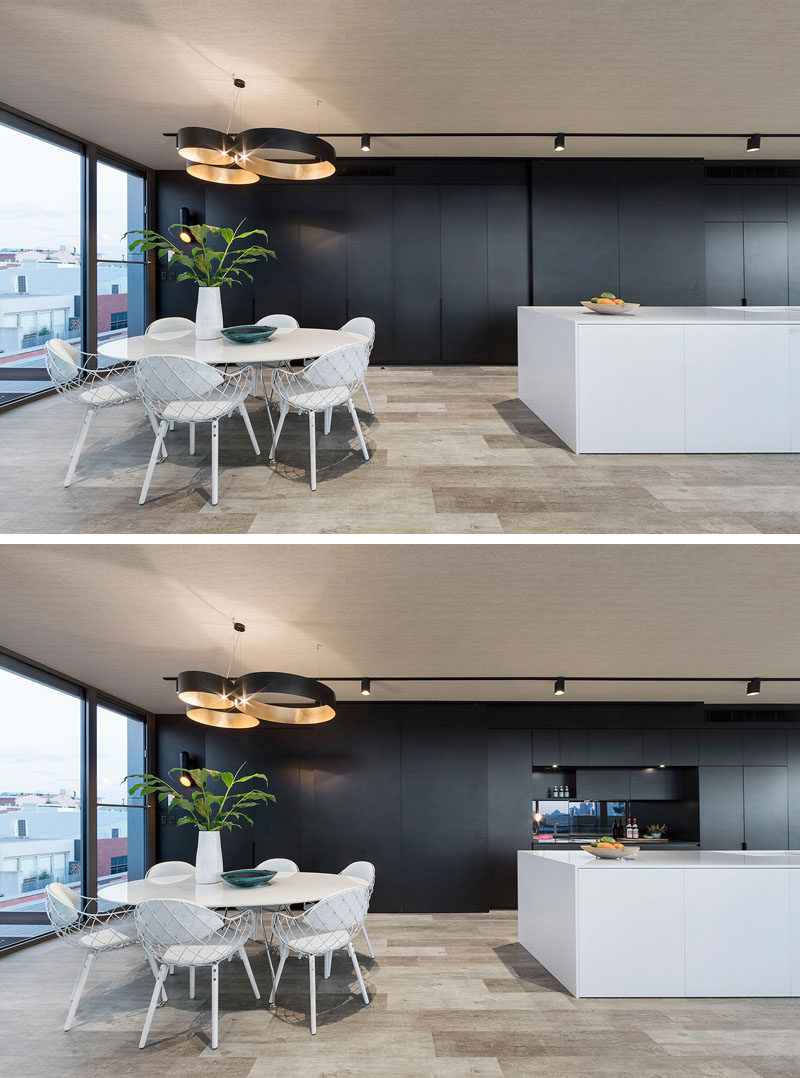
99;870;367;909
98;327;366;368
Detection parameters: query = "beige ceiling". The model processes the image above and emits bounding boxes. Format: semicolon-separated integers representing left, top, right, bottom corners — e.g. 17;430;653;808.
0;543;798;711
2;1;800;166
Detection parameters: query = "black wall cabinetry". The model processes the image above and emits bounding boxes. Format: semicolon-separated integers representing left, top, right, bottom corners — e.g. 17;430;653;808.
744;766;789;850
669;729;699;765
559;728;589;767
488;729;534;908
575;769;631;800
587;729;643;767
699;766;745;849
629;768;683;800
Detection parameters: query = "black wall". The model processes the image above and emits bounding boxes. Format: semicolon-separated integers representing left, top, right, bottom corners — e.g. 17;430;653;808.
155;700;800;912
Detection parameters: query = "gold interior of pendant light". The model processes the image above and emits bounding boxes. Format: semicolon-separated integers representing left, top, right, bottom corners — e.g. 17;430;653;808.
241;156;336;181
245;702;336;725
186;162;259;184
185;706;260;729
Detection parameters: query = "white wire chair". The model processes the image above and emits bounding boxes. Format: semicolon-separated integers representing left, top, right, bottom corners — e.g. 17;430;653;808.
323;861;375;975
256;313;299;330
338;316;376;421
135;899;259;1051
144;860;196;880
45;883;166;1032
269;342;371;490
243;858;300;979
269;886;370;1035
146;317;196;339
44;338;141;487
135;354;261;505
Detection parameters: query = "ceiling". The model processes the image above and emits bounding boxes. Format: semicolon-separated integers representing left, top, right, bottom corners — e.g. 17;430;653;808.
1;543;799;712
2;1;800;165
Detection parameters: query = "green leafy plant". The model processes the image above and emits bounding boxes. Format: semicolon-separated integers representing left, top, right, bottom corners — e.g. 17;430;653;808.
125;764;275;832
645;823;668;836
124;219;276;289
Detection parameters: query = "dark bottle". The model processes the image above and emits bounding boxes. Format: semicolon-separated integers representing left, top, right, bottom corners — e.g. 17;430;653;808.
612;819;620;839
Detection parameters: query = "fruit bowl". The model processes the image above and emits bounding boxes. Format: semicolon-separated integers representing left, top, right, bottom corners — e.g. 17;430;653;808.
220;869;277;887
581;844;639;859
581;301;640;315
221;324;278;344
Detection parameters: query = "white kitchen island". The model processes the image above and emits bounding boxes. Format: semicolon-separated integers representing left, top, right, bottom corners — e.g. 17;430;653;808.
518;306;800;453
518;848;800;998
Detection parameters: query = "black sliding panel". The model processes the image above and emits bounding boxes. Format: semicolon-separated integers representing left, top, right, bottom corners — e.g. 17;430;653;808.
744;221;789;305
531;160;619;305
346;186;394;363
705;222;744;306
153;713;206;864
699;766;744;849
393;185;441;363
307;706;402;913
441;185;489;364
401;704;488;911
248;184;303;325
487;185;530;364
488;729;532;908
619;161;706;305
156;172;206;322
787;187;800;305
744;766;788;850
298;186;347;328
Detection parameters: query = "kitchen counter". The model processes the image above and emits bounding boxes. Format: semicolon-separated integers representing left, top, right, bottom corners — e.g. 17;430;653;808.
517;305;800;452
518;848;800;998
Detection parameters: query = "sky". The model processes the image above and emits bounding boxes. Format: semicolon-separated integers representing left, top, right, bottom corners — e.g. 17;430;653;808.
0;668;140;803
0;122;143;260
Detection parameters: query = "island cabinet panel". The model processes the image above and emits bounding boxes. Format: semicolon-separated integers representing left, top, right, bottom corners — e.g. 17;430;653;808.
684;869;791;995
488;730;534;908
575;769;630;800
586;729;643;766
684;325;791;452
577;326;685;452
699;766;744;849
744;766;789;850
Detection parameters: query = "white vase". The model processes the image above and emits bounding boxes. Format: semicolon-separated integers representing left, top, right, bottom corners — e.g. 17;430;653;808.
195;829;223;884
195;285;223;340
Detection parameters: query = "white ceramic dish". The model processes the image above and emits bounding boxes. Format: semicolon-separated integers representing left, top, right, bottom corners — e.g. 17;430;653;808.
580;844;640;859
581;301;640;315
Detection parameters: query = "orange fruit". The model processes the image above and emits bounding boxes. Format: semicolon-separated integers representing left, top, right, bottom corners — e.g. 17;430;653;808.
597;298;614;305
613;299;625;305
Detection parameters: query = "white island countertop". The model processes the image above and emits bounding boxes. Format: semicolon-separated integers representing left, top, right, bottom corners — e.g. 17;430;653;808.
527;305;800;325
519;848;800;998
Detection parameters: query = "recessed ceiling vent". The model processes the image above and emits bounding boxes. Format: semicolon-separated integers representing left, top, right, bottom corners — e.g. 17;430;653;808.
705;708;800;723
706;164;800;180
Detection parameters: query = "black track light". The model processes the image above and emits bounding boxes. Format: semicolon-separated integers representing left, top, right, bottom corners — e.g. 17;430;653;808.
746;134;761;153
178;207;193;244
554;133;566;152
360;678;371;696
361;135;371;152
746;678;761;697
554;677;566;696
177;751;193;787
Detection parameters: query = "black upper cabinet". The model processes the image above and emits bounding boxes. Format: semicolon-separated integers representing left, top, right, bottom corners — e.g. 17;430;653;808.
575;769;631;800
742;728;787;766
670;729;699;765
393;186;441;363
705;184;743;222
629;767;682;800
587;729;643;766
531;728;560;764
699;729;743;765
531;161;620;305
618;161;706;305
641;728;670;766
742;185;787;222
346;187;394;363
559;729;589;767
440;186;489;364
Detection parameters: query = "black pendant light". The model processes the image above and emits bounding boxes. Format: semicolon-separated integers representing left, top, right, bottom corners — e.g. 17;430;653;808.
176;77;336;185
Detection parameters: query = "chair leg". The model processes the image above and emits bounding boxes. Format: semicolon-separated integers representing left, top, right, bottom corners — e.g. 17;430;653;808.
308;410;317;491
64;408;95;487
269;946;288;1006
238;403;261;456
361;925;375;959
309;954;317;1035
361;378;375;415
323;407;332;436
146;411;167;460
211;963;219;1050
139;420;168;505
347;399;370;460
324;950;332;979
146;953;168;1002
239;946;261;999
64;952;95;1031
262;916;276;980
189;423;195;455
139;963;169;1049
211;420;219;505
189;965;195;999
269;404;289;462
169;420;175;431
262;369;276;438
348;942;370;1005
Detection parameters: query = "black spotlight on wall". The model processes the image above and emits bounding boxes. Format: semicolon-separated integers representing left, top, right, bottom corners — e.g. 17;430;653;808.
177;751;194;787
746;677;762;697
746;134;761;153
360;678;371;696
554;133;566;152
553;677;566;696
177;207;193;244
361;135;371;152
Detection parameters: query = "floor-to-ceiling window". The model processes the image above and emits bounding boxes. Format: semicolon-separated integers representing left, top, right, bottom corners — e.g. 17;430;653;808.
0;120;83;406
96;161;147;367
0;655;148;953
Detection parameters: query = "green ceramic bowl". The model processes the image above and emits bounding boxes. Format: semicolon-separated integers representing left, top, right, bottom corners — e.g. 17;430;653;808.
220;869;277;888
221;325;278;344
